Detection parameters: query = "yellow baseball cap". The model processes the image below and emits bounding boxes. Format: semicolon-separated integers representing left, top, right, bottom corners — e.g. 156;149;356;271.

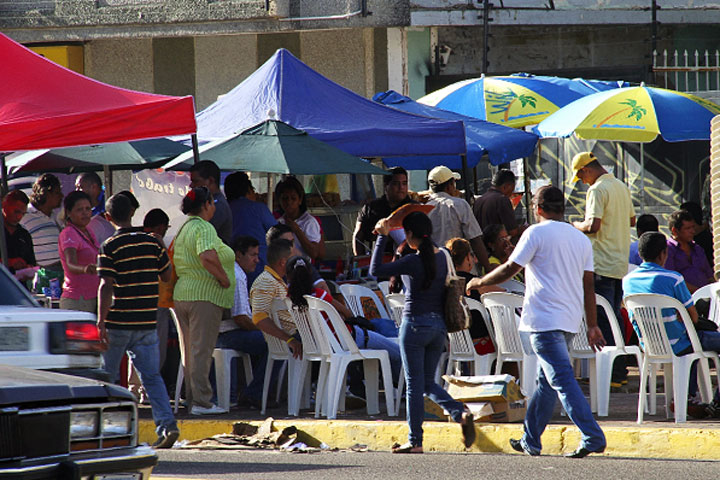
571;151;597;183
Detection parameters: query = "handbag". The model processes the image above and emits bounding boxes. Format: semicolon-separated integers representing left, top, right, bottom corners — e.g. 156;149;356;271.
440;248;471;333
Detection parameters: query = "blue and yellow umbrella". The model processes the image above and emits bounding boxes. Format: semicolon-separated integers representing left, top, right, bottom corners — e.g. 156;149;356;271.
418;73;627;128
534;85;720;142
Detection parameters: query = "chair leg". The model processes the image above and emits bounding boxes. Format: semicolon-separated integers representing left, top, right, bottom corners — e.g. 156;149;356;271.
596;351;616;417
315;361;330;419
395;369;405;416
242;354;253;385
261;358;275;416
637;357;649;424
589;358;597;413
664;364;674;419
174;363;184;415
379;356;396;416
275;361;287;404
672;359;689;423
521;354;537;399
213;352;232;412
697;358;713;403
363;359;381;416
287;359;307;417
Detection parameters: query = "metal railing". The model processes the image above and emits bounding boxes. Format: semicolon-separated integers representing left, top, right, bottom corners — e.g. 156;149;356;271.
652;49;720;101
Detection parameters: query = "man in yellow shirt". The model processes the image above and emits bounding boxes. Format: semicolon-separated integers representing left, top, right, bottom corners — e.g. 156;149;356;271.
571;152;635;387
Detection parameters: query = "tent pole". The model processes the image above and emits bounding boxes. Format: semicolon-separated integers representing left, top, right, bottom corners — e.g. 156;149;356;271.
526;142;540;224
0;154;8;268
461;154;471;203
640;143;645;214
103;165;113;197
191;134;201;165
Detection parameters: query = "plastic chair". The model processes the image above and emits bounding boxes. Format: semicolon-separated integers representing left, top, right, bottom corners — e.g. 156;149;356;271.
339;283;390;320
568;315;598;413
259;299;297;416
691;281;720;324
377;281;390;300
480;292;537;398
305;295;397;419
284;298;332;418
595;294;643;416
171;317;253;414
212;348;253;412
624;293;720;423
384;293;405;328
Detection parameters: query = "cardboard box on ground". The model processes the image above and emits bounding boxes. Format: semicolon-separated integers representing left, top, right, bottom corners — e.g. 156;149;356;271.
424;375;527;423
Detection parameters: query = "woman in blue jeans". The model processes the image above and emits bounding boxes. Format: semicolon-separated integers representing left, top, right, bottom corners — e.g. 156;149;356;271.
370;212;474;453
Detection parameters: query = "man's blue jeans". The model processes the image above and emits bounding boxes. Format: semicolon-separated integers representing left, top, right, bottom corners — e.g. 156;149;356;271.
103;329;177;436
400;312;464;447
519;330;606;455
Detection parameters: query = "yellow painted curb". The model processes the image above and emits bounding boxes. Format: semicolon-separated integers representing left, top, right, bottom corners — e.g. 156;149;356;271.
140;419;720;460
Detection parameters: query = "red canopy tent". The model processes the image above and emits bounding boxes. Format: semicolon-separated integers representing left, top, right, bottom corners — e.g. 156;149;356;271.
0;32;197;265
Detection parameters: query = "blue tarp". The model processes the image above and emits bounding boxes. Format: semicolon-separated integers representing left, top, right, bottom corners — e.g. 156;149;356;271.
373;90;539;167
193;49;467;159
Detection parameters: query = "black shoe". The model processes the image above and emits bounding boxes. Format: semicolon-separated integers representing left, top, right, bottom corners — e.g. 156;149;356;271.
565;446;605;458
152;428;180;449
705;399;720;418
509;438;539;456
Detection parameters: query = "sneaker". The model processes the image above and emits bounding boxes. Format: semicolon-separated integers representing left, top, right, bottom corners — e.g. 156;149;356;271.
152;428;180;449
190;403;228;415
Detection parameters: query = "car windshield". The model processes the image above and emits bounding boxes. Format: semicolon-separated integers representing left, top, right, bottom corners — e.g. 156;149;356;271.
0;265;38;307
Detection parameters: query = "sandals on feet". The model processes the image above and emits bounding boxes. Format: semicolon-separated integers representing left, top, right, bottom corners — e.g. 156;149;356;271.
461;410;476;448
391;442;424;454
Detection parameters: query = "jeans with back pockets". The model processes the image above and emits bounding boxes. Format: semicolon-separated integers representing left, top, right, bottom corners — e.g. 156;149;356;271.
103;329;177;436
518;330;606;455
400;311;464;447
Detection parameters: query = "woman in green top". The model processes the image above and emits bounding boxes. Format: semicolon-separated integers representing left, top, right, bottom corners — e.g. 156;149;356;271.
173;186;236;415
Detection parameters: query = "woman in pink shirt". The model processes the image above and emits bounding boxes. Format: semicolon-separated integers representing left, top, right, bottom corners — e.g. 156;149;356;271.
58;191;100;313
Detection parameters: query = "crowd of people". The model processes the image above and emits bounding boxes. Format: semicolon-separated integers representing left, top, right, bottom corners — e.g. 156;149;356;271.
1;150;716;453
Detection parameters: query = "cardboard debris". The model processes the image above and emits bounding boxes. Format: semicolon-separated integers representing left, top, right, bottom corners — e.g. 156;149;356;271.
443;375;527;423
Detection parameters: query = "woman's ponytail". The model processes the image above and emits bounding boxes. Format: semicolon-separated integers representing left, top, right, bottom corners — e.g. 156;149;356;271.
402;211;436;289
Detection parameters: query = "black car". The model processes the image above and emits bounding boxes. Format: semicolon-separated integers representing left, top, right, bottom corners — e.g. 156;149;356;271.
0;365;157;479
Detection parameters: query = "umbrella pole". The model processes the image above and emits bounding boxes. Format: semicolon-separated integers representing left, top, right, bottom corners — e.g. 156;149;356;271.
191;134;201;165
266;173;274;212
103;165;113;197
461;154;471;203
0;154;8;267
640;143;645;214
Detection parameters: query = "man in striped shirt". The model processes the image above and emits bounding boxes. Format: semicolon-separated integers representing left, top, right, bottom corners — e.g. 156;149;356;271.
97;193;179;449
20;173;64;269
250;239;302;359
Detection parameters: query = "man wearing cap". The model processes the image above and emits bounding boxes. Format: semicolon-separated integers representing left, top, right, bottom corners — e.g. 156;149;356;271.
571;151;635;387
426;166;491;272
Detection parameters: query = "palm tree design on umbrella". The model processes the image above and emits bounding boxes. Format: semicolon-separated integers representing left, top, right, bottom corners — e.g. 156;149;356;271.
595;99;647;128
487;89;537;122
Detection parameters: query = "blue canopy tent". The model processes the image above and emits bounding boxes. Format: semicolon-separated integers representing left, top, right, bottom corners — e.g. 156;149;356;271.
192;49;467;160
373;90;538;168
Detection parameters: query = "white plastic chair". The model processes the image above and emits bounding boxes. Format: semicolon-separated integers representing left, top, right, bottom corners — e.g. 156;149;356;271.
480;292;537;398
305;295;397;419
595;294;643;416
624;293;720;424
377;281;390;300
258;299;298;416
384;293;405;328
569;315;598;413
691;281;720;324
171;317;253;414
444;297;497;381
339;283;390;320
284;298;331;418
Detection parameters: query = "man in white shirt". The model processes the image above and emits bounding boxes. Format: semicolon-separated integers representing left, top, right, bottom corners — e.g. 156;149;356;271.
215;235;273;408
426;166;491;273
467;185;606;458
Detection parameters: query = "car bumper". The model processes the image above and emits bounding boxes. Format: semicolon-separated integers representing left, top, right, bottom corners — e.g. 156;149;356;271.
0;445;158;480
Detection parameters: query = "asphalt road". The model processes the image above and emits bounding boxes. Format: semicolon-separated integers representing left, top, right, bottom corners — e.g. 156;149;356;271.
152;448;720;480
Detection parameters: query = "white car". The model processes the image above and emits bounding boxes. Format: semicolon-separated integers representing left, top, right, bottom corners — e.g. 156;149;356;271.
0;264;106;378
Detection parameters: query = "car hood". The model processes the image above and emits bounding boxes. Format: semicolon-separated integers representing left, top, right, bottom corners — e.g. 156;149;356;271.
0;365;134;405
0;305;96;321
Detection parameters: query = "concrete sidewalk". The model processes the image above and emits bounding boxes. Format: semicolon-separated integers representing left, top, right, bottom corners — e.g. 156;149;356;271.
138;369;720;460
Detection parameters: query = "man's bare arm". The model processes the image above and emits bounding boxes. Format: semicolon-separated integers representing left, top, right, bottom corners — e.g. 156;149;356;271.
573;218;602;234
583;271;605;351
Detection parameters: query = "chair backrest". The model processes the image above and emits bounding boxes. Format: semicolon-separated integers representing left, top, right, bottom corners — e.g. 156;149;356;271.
692;281;720;324
480;292;524;357
447;328;476;356
464;296;495;341
569;314;593;355
384;293;405;327
284;298;331;358
596;293;628;348
267;299;293;357
624;293;703;359
339;283;390;320
377;281;390;299
498;279;525;295
305;295;359;355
